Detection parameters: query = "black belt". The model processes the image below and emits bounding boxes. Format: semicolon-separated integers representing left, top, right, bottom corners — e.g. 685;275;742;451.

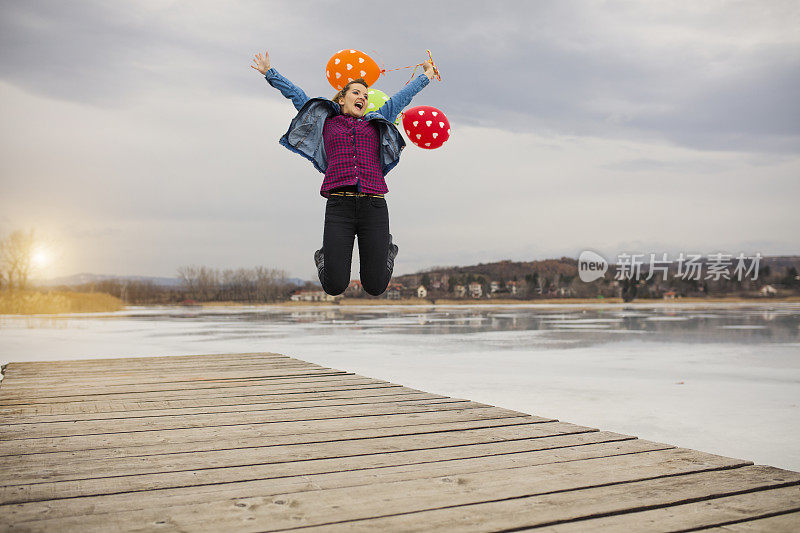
329;191;384;198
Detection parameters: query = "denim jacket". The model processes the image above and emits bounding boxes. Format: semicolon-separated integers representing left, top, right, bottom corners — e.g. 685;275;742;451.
264;67;430;176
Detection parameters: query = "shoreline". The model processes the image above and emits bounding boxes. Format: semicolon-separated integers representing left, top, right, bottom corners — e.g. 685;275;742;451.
1;296;799;317
208;296;800;307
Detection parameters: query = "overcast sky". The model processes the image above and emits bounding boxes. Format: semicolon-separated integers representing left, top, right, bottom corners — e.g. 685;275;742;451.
1;0;798;280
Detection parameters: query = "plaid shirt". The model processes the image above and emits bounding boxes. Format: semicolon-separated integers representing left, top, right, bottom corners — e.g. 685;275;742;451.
321;114;385;197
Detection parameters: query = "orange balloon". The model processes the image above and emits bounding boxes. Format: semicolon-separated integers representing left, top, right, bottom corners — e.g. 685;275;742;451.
325;49;381;91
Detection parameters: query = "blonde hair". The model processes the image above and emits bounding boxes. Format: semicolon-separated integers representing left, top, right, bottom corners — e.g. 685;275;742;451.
331;78;369;104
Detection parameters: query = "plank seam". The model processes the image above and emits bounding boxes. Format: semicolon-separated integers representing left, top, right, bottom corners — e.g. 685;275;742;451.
497;479;800;531
0;398;473;425
677;505;800;532
0;420;558;459
2;425;594;467
0;405;521;440
1;371;340;388
0;392;450;418
0;383;404;406
0;415;542;457
0;372;357;399
0;429;607;488
0;438;657;507
261;464;760;533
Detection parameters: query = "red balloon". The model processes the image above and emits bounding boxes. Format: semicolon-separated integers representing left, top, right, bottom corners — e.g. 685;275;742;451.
402;105;450;149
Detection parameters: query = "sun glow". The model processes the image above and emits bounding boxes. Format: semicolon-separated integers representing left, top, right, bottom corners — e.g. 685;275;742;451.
31;247;50;269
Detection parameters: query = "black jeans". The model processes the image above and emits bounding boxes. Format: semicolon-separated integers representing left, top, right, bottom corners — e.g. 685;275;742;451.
319;195;392;296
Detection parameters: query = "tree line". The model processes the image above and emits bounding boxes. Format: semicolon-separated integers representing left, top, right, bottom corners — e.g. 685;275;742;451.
176;266;293;302
49;266;298;304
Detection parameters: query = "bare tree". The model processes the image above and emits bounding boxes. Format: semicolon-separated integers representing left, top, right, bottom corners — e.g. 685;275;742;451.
0;230;36;290
196;267;219;301
177;266;200;299
255;266;288;301
177;265;220;301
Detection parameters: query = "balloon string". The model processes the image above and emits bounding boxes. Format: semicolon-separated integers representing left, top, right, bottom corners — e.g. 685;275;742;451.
380;64;421;73
379;49;441;85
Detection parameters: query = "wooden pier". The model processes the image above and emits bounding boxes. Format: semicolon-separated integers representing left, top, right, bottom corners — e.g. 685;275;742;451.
1;352;798;532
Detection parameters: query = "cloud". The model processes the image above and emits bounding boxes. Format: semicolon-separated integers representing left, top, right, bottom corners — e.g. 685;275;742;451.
1;1;798;278
2;1;798;152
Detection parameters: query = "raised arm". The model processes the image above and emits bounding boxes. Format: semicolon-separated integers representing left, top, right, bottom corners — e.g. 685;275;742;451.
378;61;435;123
251;51;310;111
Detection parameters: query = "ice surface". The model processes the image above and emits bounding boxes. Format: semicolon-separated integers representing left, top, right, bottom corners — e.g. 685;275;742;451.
1;302;798;472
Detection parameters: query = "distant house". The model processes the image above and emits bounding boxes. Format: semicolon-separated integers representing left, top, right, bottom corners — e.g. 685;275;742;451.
383;282;404;300
344;280;363;297
490;281;501;293
453;284;467;298
506;281;518;295
290;290;338;302
663;290;677;300
431;274;449;290
385;287;401;300
556;287;575;297
760;285;777;296
417;285;427;298
468;282;483;298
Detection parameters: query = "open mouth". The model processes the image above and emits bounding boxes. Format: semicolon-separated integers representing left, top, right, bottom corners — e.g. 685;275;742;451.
355;101;364;110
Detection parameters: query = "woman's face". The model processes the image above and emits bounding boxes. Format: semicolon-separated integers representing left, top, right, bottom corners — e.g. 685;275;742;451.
338;83;369;118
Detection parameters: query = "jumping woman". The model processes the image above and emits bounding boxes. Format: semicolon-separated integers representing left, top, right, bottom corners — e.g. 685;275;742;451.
251;50;434;296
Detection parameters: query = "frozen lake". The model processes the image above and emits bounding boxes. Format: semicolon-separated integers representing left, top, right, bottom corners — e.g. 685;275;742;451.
1;302;799;472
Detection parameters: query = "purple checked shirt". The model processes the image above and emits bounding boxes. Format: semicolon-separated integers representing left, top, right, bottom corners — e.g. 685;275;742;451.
321;114;384;197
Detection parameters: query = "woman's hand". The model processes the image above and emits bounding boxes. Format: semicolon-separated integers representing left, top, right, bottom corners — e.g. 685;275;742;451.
422;60;435;81
251;51;271;75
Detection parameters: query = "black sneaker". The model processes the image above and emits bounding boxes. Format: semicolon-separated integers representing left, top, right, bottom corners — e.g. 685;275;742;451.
314;248;324;279
387;234;399;273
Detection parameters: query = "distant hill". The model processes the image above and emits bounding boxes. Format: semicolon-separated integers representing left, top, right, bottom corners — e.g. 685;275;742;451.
394;257;580;287
394;255;800;287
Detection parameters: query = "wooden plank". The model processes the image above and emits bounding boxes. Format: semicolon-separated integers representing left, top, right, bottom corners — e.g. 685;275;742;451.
0;416;556;466
5;354;300;369
0;421;599;482
291;466;799;532
0;378;400;406
0;437;660;523
0;369;350;399
0;449;756;531
702;511;800;531
0;391;452;423
3;352;288;369
0;354;295;378
0;368;333;389
4;355;312;372
0;362;329;387
1;431;632;505
0;409;538;456
544;485;800;532
0;387;441;417
0;400;508;440
0;389;456;426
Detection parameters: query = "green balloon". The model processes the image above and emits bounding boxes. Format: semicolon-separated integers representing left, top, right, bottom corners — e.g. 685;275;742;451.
365;88;389;114
365;88;403;126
